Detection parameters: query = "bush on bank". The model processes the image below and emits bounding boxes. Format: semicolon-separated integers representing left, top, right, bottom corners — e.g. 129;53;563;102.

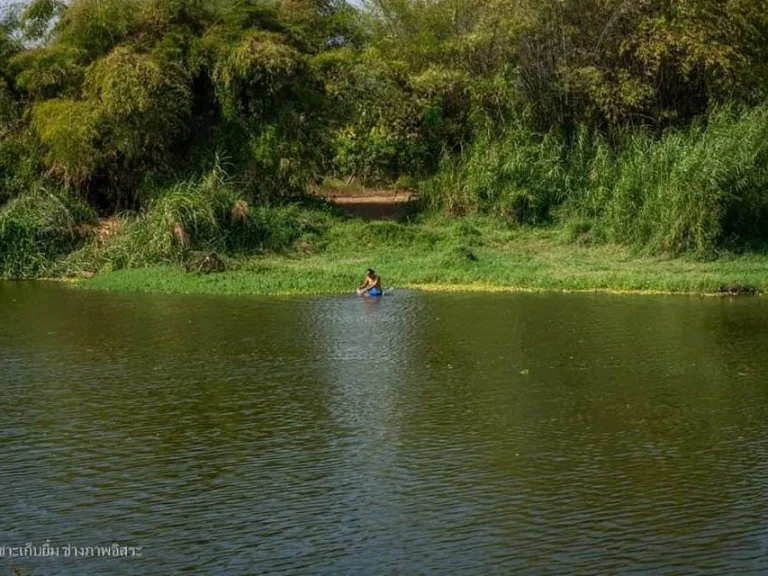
57;168;329;276
2;0;768;274
0;190;96;278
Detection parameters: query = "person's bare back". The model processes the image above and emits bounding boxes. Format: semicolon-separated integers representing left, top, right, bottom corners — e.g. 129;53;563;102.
357;268;382;296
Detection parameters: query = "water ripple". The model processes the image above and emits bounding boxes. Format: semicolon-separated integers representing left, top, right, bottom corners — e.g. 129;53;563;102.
1;286;768;574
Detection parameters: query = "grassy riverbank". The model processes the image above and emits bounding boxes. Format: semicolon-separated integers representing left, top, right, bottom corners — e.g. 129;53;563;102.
5;0;768;301
77;218;768;297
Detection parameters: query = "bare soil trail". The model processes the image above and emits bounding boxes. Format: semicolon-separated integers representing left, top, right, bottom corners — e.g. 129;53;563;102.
318;188;418;220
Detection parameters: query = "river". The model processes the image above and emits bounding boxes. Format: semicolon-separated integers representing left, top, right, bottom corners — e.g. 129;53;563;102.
2;283;768;575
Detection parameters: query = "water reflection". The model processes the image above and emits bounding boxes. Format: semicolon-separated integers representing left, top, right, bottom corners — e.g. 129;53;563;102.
1;284;768;574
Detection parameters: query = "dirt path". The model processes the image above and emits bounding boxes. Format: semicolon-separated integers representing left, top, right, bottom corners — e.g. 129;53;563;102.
319;188;418;220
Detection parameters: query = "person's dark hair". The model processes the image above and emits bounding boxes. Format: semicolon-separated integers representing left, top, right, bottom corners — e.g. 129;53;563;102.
366;268;375;276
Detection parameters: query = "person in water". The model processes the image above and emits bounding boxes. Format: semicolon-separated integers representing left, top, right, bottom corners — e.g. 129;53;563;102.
357;268;382;296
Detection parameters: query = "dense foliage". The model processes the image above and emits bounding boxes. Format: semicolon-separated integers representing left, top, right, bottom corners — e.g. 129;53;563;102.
1;0;768;274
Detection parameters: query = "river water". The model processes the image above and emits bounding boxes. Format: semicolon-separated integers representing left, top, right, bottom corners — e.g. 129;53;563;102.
1;283;768;575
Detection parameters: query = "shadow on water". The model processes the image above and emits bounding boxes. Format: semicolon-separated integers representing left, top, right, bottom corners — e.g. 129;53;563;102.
1;283;768;574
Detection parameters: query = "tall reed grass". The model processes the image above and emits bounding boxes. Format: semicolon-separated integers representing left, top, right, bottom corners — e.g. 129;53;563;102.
61;165;325;274
0;190;96;278
423;106;768;254
421;121;568;223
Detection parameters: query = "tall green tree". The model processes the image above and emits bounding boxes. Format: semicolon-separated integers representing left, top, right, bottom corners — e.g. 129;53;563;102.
518;0;768;127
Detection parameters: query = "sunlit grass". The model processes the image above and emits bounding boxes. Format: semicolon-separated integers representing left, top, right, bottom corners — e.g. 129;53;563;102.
423;106;768;255
79;217;768;297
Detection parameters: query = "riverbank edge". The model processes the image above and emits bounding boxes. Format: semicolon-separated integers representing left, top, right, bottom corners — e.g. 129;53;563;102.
57;268;767;298
3;277;762;298
9;222;768;298
405;283;756;297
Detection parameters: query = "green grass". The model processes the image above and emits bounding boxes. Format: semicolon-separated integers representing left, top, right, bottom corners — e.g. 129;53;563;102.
78;217;768;297
423;106;768;254
0;189;96;278
8;107;768;292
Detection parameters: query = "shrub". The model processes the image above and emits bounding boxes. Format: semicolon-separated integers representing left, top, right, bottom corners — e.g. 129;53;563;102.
63;165;319;273
0;190;96;278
